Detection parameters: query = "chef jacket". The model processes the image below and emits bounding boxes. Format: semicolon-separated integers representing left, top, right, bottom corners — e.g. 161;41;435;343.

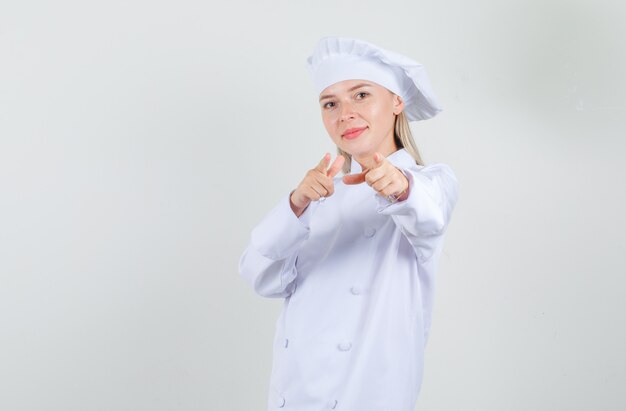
238;147;459;411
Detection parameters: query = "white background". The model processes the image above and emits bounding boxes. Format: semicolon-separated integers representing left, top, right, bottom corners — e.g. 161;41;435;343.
1;1;624;410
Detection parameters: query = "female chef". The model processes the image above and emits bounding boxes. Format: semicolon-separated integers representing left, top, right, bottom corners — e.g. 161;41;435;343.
238;36;459;411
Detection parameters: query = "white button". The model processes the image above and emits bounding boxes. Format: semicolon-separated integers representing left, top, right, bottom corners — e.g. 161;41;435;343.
328;399;338;409
338;341;352;351
364;227;376;237
350;286;361;295
277;396;286;407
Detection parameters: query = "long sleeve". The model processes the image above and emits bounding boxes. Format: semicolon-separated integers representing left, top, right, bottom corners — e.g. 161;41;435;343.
238;190;320;298
374;163;459;262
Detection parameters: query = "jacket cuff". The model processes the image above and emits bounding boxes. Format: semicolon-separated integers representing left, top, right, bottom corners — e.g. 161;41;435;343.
374;163;459;237
250;191;319;260
374;168;418;212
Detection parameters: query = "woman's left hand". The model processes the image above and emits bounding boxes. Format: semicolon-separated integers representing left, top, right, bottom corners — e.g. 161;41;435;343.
343;152;409;202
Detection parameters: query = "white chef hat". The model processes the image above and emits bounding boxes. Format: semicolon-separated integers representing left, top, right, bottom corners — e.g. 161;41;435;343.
306;36;442;121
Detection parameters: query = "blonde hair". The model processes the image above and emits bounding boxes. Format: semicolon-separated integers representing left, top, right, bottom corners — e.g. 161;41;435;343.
338;111;424;174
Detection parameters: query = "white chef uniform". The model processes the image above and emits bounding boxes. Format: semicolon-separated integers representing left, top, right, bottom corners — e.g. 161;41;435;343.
238;147;459;410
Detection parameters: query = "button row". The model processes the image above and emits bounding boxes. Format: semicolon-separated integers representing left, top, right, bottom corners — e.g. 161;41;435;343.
363;227;376;237
284;339;352;352
292;282;361;297
337;341;352;351
277;396;338;409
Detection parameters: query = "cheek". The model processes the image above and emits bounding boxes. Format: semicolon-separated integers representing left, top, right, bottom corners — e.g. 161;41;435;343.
321;119;336;141
369;104;386;119
321;113;337;131
321;116;332;132
368;104;393;129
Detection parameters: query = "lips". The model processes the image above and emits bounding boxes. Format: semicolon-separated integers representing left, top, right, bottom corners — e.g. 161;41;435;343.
342;127;367;139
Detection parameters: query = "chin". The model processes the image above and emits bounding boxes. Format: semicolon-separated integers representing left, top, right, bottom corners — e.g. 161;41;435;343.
345;144;373;157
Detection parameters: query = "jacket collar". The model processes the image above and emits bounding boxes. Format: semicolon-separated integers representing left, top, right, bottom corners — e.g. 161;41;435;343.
350;147;417;173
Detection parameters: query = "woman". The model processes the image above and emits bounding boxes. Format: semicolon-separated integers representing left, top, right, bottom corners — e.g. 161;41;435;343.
238;36;459;411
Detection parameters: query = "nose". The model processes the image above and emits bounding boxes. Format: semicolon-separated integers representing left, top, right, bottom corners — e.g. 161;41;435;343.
340;101;356;122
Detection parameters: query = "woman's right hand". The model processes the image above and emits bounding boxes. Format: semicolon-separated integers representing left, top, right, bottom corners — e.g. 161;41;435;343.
290;152;345;217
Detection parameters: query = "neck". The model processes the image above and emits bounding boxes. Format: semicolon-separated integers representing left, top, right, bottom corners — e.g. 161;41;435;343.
354;135;399;170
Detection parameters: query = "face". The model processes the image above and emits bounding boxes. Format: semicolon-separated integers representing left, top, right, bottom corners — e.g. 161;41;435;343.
318;79;404;162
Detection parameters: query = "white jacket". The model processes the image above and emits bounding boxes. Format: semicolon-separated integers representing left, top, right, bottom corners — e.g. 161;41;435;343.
238;148;459;411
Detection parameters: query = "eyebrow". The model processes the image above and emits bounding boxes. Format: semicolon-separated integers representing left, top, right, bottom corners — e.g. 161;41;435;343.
319;83;373;102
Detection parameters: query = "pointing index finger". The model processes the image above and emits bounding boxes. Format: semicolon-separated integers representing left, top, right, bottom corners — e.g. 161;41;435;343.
316;152;330;172
326;155;345;178
362;152;384;172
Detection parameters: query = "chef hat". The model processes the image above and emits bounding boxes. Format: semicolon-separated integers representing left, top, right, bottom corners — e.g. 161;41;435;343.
306;36;442;121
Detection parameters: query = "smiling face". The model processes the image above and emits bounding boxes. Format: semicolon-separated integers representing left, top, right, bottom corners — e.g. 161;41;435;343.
319;79;404;165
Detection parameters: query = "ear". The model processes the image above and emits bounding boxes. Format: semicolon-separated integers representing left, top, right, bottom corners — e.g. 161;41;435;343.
392;94;405;115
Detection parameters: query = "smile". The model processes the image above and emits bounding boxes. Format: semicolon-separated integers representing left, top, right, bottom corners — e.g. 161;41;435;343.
342;127;367;140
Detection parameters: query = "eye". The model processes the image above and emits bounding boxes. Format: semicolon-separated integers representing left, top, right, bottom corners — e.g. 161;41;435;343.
355;91;369;99
322;101;335;109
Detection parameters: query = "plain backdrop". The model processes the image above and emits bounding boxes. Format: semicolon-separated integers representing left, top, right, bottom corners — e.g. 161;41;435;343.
1;1;625;410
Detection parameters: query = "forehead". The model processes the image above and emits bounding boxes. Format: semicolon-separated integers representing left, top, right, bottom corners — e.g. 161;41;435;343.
319;79;387;98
